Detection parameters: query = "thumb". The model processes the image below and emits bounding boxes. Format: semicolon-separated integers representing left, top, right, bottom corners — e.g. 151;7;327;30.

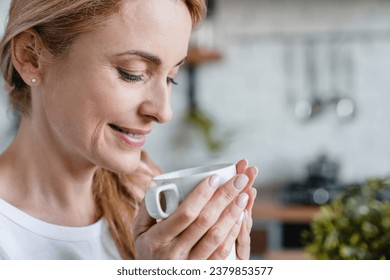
133;199;157;239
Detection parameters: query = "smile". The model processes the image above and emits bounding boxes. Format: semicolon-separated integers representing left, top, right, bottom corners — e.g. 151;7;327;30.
109;124;142;137
108;123;149;148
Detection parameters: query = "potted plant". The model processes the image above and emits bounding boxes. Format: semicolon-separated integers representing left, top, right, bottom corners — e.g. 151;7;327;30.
303;177;390;259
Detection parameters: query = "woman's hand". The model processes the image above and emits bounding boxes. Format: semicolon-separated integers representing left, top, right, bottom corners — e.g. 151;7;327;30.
235;160;258;260
207;160;257;260
132;160;258;260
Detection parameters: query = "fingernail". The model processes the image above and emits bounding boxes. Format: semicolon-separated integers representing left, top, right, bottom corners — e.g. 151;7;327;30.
252;188;257;197
253;167;259;176
209;174;220;188
234;174;249;189
236;211;245;224
236;192;249;208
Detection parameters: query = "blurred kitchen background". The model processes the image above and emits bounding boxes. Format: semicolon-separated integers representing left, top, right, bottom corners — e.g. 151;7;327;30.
1;0;389;259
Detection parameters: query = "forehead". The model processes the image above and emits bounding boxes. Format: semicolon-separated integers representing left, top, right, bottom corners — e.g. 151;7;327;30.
60;0;193;70
118;0;191;24
111;0;193;59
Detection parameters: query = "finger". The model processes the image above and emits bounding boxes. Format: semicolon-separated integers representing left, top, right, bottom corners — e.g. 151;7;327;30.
177;174;249;250
133;200;157;239
246;188;256;231
236;159;248;174
153;174;221;241
236;187;257;260
236;210;252;260
235;188;256;260
208;211;245;260
188;192;249;259
242;166;258;192
234;166;257;259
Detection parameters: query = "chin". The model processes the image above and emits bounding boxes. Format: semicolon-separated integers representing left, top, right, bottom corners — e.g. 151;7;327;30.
97;150;142;175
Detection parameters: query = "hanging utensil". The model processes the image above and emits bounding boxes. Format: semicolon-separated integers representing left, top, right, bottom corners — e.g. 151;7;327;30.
283;38;296;107
335;44;356;121
295;38;322;121
328;38;341;103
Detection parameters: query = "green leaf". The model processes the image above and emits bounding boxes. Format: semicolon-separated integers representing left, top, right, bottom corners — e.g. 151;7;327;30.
303;177;390;260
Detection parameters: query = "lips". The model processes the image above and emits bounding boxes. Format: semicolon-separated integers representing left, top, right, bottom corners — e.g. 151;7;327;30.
109;124;142;137
109;123;149;148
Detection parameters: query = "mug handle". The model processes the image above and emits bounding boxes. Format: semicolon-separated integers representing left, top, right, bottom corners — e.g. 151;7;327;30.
145;183;180;219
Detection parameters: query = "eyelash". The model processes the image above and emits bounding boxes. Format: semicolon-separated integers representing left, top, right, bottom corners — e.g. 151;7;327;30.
118;69;143;83
118;69;178;86
167;77;178;85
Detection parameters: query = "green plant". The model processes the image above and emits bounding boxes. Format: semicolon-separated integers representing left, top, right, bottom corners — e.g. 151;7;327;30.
186;107;227;152
303;177;390;260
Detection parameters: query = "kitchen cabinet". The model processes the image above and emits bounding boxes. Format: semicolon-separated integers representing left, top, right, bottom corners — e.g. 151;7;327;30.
250;185;320;259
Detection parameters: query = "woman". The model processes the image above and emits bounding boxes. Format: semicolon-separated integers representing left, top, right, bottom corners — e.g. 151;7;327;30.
0;0;258;259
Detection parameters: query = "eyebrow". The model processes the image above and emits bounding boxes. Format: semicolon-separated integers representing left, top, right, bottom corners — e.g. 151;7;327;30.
117;50;187;67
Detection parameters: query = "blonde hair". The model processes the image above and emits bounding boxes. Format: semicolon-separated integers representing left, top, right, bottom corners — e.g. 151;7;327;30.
0;0;206;259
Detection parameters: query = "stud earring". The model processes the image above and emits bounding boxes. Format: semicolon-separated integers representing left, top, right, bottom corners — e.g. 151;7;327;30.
31;78;37;84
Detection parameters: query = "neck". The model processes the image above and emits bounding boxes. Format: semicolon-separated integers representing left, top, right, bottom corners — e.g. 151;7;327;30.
0;117;99;226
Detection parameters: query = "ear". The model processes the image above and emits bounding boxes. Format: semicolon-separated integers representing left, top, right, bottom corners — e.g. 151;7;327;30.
11;28;45;87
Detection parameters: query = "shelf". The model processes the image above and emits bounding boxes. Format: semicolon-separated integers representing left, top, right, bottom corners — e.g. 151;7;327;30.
187;47;222;66
252;184;321;223
252;201;320;223
263;249;312;260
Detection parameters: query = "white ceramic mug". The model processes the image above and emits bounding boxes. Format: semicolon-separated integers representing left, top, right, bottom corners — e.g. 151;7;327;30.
145;163;237;259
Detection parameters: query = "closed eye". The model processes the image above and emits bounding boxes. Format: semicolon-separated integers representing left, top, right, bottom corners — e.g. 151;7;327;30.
167;77;178;85
118;68;144;83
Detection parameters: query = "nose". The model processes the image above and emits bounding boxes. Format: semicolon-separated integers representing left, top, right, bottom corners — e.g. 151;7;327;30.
139;82;173;123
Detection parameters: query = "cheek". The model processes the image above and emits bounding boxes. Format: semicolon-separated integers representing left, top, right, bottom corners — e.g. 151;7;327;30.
82;72;148;122
45;66;116;118
41;69;109;146
42;63;144;151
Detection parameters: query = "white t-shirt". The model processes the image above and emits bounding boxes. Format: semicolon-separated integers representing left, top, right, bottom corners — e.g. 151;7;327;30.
0;199;122;259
